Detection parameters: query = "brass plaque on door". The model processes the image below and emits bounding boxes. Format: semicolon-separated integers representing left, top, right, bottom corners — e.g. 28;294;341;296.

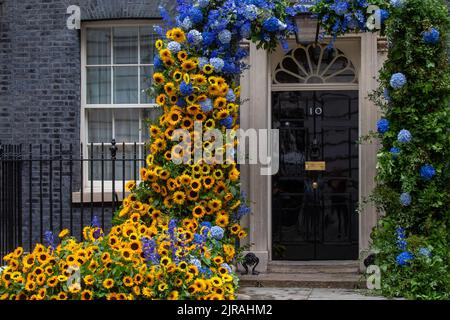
305;161;326;171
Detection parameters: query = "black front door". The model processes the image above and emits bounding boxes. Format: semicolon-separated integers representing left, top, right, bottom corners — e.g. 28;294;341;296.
272;91;359;260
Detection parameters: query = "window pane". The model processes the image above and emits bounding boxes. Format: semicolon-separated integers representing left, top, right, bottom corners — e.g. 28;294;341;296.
113;27;138;64
87;67;111;104
114;145;144;181
87;109;112;143
87;28;111;65
113;66;138;104
114;109;140;143
140;26;156;64
88;144;113;180
140;66;154;104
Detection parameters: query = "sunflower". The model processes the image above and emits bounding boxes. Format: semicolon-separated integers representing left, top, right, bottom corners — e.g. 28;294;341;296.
190;179;202;191
238;230;247;239
210;276;223;288
172;191;186;205
152;72;165;85
164;82;176;95
173;70;183;82
23;254;35;268
192;74;207;85
81;290;93;300
192;205;205;219
230;223;241;235
47;276;58;287
167;110;182;126
168;290;179;300
194;112;206;122
159;48;171;60
214;97;227;109
179;174;191;185
202;176;215;189
25;280;36;292
203;64;214;74
168;27;186;42
209;84;221;95
83;275;94;286
168;94;178;105
181;59;197;72
229;168;240;181
204;119;215;130
186;104;200;115
155;39;163;50
152;138;167;152
156;94;166;106
185;94;197;104
216;214;229;227
213;256;224;265
163;57;175;67
121;248;133;261
128;240;141;252
181;117;193;130
133;274;144;285
57;292;68;300
187;190;199;201
177;50;188;61
103;278;115;290
158;283;168;292
208;199;222;211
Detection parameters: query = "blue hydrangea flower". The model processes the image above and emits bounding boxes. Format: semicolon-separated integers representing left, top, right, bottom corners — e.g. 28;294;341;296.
331;1;349;16
397;239;407;250
167;41;181;53
210;57;225;72
188;7;204;24
263;17;283;32
187;29;203;45
377;118;389;134
243;4;258;21
220;115;233;129
200;221;212;228
180;17;192;30
226;89;236;102
390;147;400;158
390;73;407;89
179;81;193;96
153;55;164;71
198;57;209;68
397;129;412;143
221;263;232;273
189;258;202;268
400;192;411;206
377;9;389;23
390;0;404;8
423;27;440;45
44;231;56;252
218;29;232;44
420;164;436;181
396;227;406;240
240;22;252;39
396;251;414;266
202;31;216;46
383;88;391;102
200;98;213;113
418;247;432;258
210;226;224;240
198;0;209;8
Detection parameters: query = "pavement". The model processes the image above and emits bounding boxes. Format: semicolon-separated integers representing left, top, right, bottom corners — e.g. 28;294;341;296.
238;287;389;300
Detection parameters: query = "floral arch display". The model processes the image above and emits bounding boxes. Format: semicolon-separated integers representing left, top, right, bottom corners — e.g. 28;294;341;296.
0;0;448;300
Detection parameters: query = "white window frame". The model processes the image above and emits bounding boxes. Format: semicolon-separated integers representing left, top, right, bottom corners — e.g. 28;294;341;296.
80;20;160;193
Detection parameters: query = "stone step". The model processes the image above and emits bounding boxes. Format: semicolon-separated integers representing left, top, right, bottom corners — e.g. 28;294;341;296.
239;272;364;289
267;260;360;274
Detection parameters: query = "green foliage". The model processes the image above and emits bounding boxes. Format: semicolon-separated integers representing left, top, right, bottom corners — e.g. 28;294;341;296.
368;0;450;299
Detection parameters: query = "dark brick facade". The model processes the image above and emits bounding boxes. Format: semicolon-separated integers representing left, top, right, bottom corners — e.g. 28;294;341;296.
0;0;176;252
0;0;176;145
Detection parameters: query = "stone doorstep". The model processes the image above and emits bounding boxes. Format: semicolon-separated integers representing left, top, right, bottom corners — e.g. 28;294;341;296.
238;273;365;289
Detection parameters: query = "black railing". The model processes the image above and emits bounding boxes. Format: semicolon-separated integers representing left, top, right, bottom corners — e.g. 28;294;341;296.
0;141;147;264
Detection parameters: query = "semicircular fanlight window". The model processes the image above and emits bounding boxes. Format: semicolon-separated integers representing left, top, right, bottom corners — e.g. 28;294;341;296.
273;44;357;85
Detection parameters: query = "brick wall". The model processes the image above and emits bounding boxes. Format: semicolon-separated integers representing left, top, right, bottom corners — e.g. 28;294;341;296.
0;0;176;251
